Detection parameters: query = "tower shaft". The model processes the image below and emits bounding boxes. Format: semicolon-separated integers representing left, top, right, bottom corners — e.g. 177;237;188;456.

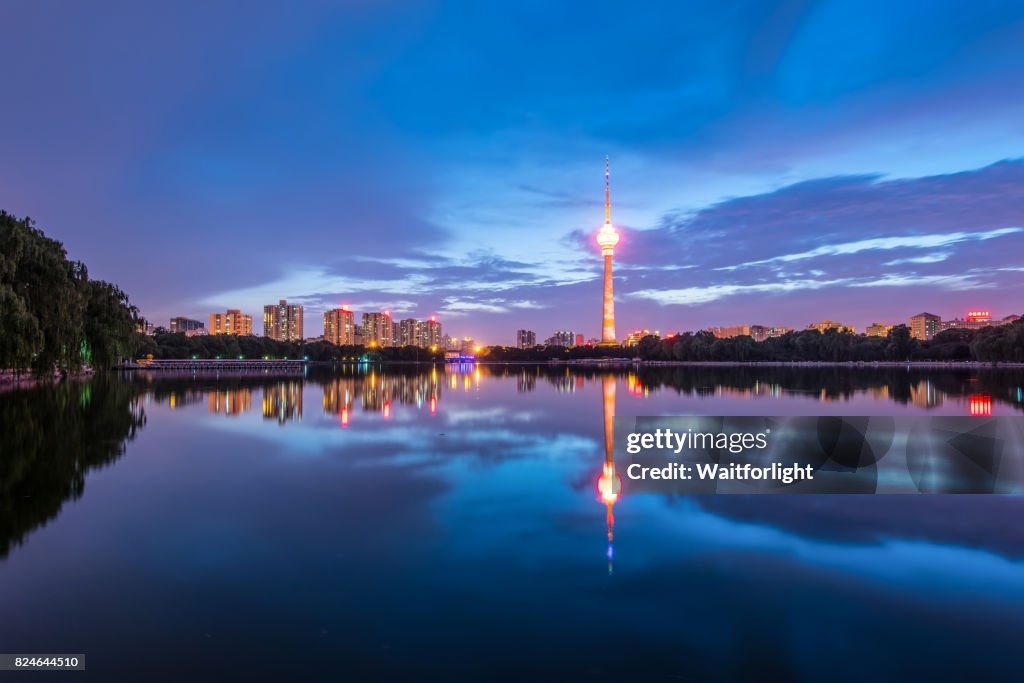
602;254;615;343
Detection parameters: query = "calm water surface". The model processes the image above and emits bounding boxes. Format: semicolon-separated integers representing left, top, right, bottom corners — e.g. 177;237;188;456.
2;365;1023;681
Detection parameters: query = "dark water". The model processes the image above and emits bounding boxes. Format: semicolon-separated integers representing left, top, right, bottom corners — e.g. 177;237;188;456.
1;365;1023;682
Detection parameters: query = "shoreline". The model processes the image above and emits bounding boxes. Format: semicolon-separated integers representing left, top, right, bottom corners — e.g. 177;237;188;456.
593;360;1024;368
0;368;93;392
109;359;1024;370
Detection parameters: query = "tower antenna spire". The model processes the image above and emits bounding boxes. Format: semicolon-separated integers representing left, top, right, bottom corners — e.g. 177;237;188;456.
604;155;611;224
596;156;620;344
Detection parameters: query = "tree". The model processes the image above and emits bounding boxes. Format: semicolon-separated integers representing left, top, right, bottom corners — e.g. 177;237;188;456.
0;285;43;372
636;334;662;360
885;325;915;361
82;280;142;370
1;211;141;374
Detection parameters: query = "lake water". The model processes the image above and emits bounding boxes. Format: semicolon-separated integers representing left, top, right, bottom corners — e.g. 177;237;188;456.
2;365;1023;681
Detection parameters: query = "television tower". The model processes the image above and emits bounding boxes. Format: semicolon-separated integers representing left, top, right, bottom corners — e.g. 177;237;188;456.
596;156;620;344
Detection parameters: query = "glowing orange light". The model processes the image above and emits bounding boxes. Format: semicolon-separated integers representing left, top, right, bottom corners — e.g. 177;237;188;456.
383;401;391;418
341;407;349;428
596;222;620;255
429;396;437;415
597;463;621;504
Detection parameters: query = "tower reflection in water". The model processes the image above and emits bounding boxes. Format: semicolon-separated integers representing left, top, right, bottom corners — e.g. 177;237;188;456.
596;375;621;575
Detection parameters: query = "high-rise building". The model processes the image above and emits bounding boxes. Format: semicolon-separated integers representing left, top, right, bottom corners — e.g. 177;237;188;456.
866;322;892;337
575;333;585;347
546;330;576;347
209;310;253;336
596;156;619;344
361;311;393;347
170;317;204;334
516;329;536;348
263;300;303;341
909;312;941;341
422;316;442;348
399;318;418;346
324;306;356;345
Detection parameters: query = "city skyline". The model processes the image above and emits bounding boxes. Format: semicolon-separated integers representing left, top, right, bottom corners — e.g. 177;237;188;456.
164;300;1018;348
3;2;1024;344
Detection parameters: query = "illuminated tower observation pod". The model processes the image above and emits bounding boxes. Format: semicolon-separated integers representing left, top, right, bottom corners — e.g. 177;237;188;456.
596;156;620;345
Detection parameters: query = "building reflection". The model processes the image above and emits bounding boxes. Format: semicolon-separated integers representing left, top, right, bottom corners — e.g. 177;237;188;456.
207;387;253;416
323;377;354;428
595;375;621;575
321;369;442;425
262;381;303;424
910;380;943;409
516;368;537;393
142;365;1024;425
542;368;578;393
162;390;204;410
969;394;993;416
626;372;646;397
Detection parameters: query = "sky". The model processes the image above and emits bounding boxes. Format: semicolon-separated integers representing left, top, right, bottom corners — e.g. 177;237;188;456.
2;0;1024;344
